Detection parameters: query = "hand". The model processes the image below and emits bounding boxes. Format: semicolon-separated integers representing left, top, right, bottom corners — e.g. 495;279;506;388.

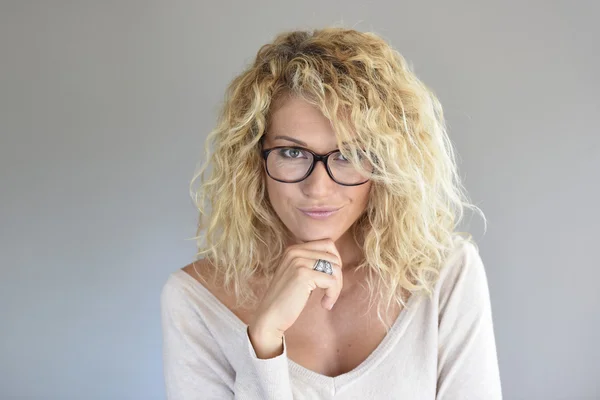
247;238;343;357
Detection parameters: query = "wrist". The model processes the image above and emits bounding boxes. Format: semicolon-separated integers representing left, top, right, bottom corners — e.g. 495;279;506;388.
247;325;284;359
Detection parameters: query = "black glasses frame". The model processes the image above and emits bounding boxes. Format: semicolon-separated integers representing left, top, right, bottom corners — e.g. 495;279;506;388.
260;145;370;186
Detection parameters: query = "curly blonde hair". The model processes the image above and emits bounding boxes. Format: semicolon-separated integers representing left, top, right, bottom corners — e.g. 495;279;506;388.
188;27;486;330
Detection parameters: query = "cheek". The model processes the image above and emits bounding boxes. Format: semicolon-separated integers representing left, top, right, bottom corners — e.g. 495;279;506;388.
265;178;280;200
265;179;294;210
352;183;372;204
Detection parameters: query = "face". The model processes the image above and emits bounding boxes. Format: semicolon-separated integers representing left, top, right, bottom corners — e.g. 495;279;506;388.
262;95;372;246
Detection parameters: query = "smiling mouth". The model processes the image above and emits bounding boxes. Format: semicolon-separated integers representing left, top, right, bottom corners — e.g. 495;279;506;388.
298;208;340;220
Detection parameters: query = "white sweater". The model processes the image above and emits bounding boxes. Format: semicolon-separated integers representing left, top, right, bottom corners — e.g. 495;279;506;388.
160;239;502;399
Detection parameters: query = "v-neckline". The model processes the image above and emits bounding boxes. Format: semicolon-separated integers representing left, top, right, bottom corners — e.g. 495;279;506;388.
175;268;419;388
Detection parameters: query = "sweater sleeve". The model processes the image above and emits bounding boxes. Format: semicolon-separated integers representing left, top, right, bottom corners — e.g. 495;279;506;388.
436;241;503;400
160;277;294;400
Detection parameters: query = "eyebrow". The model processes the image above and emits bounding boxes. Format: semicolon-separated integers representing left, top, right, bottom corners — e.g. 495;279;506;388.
273;135;352;148
273;135;307;146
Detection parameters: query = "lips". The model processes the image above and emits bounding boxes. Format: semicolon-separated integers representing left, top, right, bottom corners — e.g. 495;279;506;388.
298;207;341;220
298;206;341;213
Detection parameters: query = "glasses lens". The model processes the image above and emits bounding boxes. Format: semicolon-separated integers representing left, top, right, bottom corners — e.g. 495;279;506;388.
266;147;313;181
267;147;373;185
329;151;373;185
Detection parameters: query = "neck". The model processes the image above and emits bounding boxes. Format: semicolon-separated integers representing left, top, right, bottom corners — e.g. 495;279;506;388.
334;229;364;270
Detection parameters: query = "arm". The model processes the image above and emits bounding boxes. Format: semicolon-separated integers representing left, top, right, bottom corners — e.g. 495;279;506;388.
436;241;503;399
160;280;294;400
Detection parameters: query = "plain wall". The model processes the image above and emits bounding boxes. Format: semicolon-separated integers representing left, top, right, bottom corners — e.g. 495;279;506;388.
1;1;598;399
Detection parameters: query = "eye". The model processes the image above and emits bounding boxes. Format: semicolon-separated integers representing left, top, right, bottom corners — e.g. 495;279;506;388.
278;148;309;159
336;153;350;162
335;151;362;162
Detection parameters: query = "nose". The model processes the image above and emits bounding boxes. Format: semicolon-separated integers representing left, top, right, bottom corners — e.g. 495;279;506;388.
301;159;337;194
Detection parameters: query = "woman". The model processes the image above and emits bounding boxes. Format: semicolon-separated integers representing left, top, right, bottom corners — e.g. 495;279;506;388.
161;27;502;399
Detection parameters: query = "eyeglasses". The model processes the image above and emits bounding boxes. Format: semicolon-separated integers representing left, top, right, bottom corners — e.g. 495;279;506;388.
261;145;373;186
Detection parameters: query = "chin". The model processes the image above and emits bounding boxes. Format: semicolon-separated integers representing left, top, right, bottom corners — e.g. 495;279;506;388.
290;227;341;243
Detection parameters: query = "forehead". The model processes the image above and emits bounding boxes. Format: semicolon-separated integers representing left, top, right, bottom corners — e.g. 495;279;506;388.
268;97;333;138
266;96;358;150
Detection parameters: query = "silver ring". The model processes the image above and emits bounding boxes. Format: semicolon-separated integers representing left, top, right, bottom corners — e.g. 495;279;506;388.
313;259;333;275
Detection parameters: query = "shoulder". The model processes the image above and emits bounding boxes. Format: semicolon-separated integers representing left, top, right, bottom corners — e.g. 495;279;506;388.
160;261;205;308
436;237;491;310
163;259;248;318
182;259;215;288
160;260;232;334
438;237;486;284
161;259;221;305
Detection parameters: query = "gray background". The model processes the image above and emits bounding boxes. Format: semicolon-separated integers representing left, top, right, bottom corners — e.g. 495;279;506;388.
1;1;598;399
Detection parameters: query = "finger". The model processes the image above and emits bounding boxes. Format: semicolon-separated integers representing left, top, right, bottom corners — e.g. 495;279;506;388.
295;258;341;310
288;248;341;268
322;239;343;267
291;238;343;266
